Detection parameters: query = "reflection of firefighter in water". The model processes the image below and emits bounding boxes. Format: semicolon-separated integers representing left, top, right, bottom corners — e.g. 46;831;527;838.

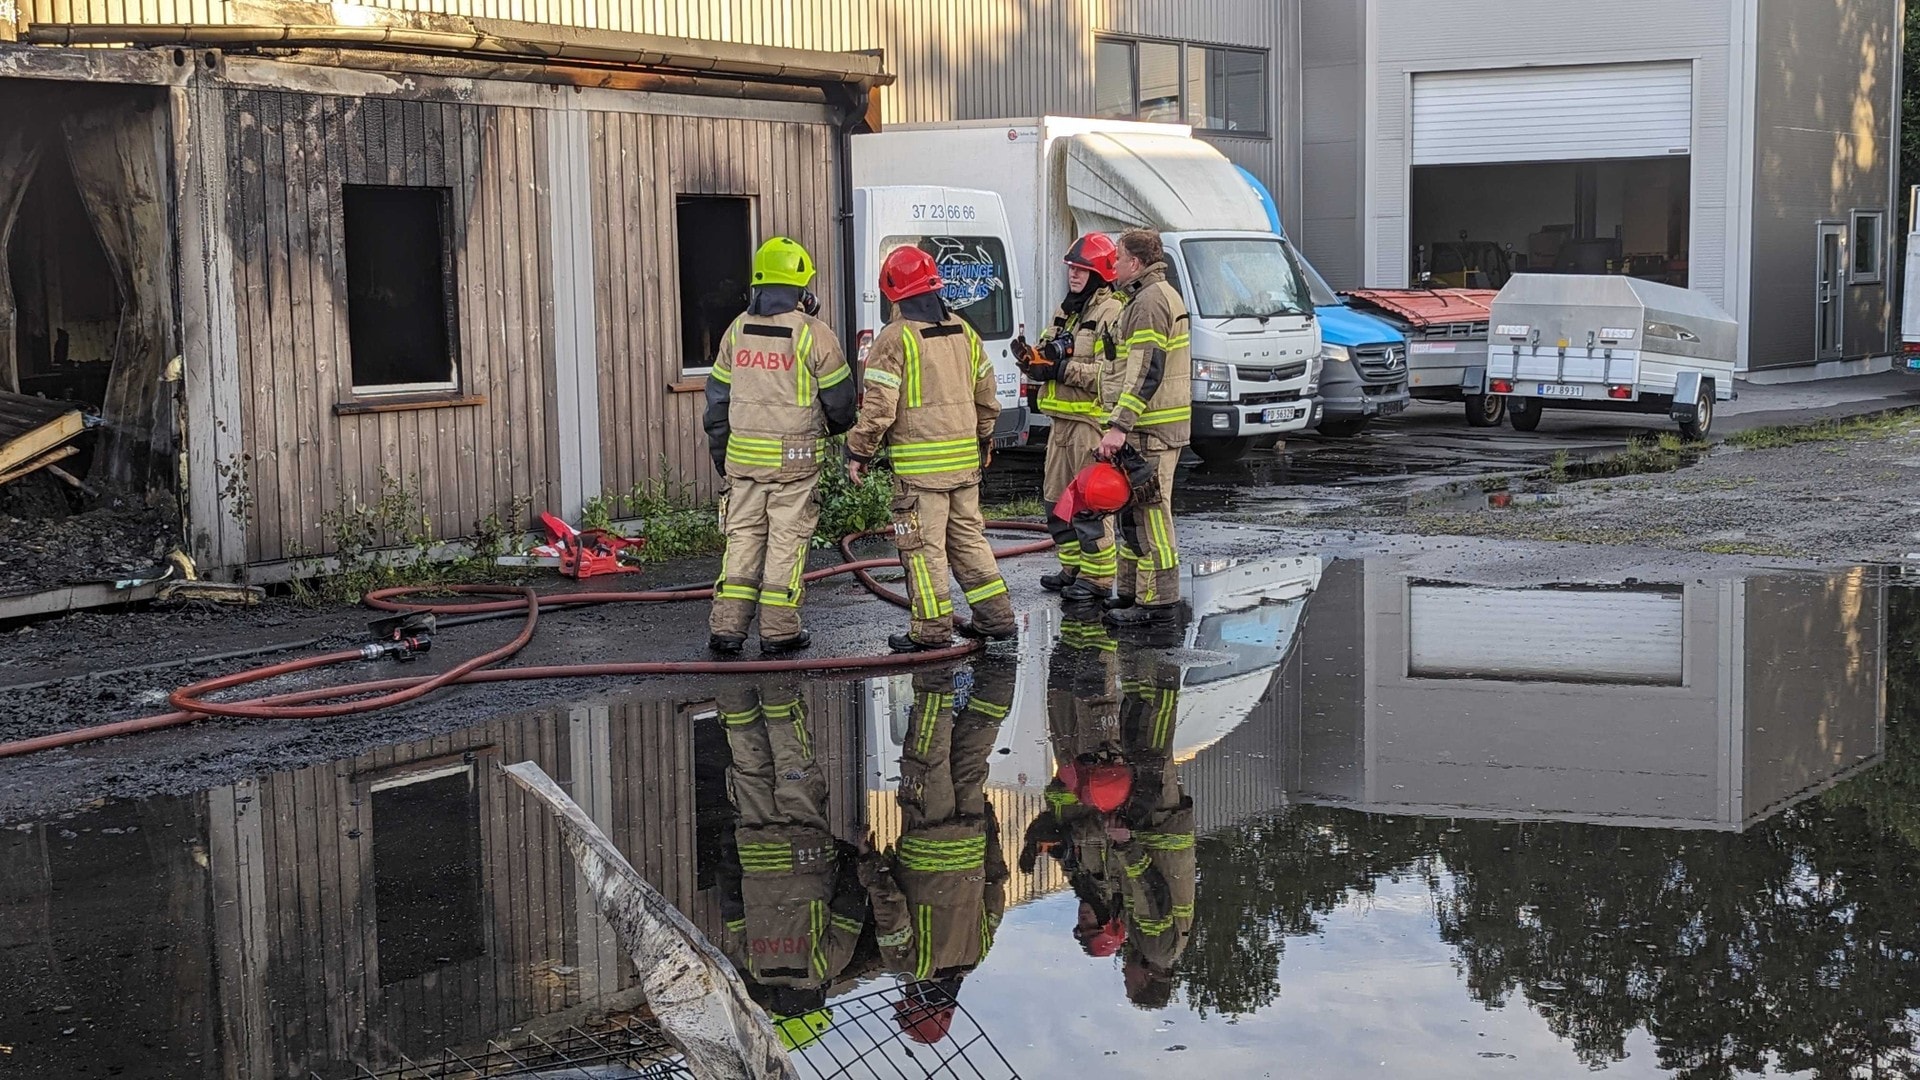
1019;617;1132;956
858;661;1017;1044
1114;642;1196;1009
713;681;869;1051
1021;629;1197;1009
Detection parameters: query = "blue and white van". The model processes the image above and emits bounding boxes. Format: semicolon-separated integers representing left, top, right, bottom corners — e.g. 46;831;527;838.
1237;167;1411;437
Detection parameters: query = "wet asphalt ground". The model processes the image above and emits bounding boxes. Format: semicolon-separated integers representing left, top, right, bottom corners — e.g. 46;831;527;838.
7;380;1920;1077
0;550;1909;1078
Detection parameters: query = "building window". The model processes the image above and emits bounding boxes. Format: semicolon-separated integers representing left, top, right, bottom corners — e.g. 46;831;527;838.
676;196;755;374
370;762;485;985
1850;209;1884;284
342;185;459;394
1188;46;1268;134
1094;37;1268;135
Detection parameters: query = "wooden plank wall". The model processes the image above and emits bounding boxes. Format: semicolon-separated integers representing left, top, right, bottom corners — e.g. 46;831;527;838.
217;713;575;1076
587;110;839;509
224;87;559;563
205;680;862;1073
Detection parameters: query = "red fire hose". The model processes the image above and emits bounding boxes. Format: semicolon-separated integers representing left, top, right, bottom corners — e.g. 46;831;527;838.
0;523;1053;759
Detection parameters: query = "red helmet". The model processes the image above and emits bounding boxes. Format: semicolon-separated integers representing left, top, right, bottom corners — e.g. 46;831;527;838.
880;246;943;303
1077;916;1128;958
1065;233;1119;282
894;999;956;1044
1055;760;1133;813
1079;762;1134;813
1077;461;1132;515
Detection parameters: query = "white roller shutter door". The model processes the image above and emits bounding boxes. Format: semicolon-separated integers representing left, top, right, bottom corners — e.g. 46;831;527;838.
1407;584;1685;684
1411;62;1693;166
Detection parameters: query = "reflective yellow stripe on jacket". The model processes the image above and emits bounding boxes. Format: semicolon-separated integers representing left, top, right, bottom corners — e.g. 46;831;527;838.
891;436;980;477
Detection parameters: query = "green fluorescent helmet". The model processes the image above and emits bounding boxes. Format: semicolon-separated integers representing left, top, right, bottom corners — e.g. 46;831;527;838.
753;236;817;288
773;1007;834;1052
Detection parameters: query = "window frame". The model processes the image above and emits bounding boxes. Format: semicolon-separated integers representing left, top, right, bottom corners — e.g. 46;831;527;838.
674;194;759;378
1848;208;1885;285
1092;35;1270;138
340;183;464;399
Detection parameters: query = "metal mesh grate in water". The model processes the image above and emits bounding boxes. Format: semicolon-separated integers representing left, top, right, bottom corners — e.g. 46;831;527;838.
783;980;1020;1080
338;980;1019;1080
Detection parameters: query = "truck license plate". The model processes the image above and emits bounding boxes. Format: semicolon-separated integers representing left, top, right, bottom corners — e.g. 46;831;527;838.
1261;406;1302;424
1906;357;1920;371
1537;383;1585;398
1379;399;1406;416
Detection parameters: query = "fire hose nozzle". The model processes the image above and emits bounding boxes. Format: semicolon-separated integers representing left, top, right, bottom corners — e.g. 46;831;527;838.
359;635;433;663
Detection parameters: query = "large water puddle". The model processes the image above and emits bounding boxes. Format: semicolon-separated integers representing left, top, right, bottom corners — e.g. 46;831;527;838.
1;558;1906;1077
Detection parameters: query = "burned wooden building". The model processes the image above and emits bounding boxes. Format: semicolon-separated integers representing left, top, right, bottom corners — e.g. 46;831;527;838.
0;10;886;576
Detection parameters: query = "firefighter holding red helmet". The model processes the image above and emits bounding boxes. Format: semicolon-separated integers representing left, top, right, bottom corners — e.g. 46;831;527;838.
1014;233;1127;604
847;245;1017;652
1019;615;1133;960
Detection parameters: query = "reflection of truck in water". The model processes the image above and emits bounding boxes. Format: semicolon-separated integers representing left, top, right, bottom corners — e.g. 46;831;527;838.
861;554;1324;798
853;117;1323;464
1291;561;1886;830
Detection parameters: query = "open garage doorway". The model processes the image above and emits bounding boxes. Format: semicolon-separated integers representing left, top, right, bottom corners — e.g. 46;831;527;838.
1411;157;1690;290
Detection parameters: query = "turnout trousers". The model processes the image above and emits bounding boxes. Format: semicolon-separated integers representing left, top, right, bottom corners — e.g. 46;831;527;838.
1116;447;1182;607
1042;421;1116;588
716;684;828;832
890;480;1017;646
710;474;821;642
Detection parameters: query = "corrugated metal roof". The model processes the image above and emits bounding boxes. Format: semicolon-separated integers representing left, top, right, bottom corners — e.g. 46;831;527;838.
1341;287;1497;327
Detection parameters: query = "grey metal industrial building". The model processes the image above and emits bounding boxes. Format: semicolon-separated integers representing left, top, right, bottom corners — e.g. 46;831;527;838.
219;0;1892;380
0;0;1901;577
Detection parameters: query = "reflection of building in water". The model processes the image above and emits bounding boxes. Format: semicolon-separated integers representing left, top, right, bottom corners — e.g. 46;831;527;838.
1291;562;1887;829
0;683;865;1079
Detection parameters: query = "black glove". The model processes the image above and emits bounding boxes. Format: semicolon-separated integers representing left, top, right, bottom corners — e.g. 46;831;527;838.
1012;335;1058;383
1038;327;1075;364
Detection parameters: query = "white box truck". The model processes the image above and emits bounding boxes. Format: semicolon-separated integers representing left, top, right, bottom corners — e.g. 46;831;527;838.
853;117;1323;464
849;184;1029;447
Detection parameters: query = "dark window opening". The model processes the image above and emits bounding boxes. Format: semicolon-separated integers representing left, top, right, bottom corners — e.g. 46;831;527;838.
1850;209;1885;284
371;765;485;985
7;141;121;412
691;703;732;893
676;196;754;373
343;185;458;393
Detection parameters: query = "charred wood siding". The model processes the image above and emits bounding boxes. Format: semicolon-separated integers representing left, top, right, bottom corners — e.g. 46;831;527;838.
224;87;560;563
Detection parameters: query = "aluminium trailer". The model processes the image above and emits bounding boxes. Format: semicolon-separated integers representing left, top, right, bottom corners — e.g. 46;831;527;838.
1485;275;1737;439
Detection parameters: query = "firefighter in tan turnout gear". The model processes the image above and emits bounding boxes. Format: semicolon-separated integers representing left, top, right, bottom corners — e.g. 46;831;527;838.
704;237;856;656
846;245;1017;654
713;680;867;1050
1094;229;1192;629
858;661;1016;1045
1015;232;1127;604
